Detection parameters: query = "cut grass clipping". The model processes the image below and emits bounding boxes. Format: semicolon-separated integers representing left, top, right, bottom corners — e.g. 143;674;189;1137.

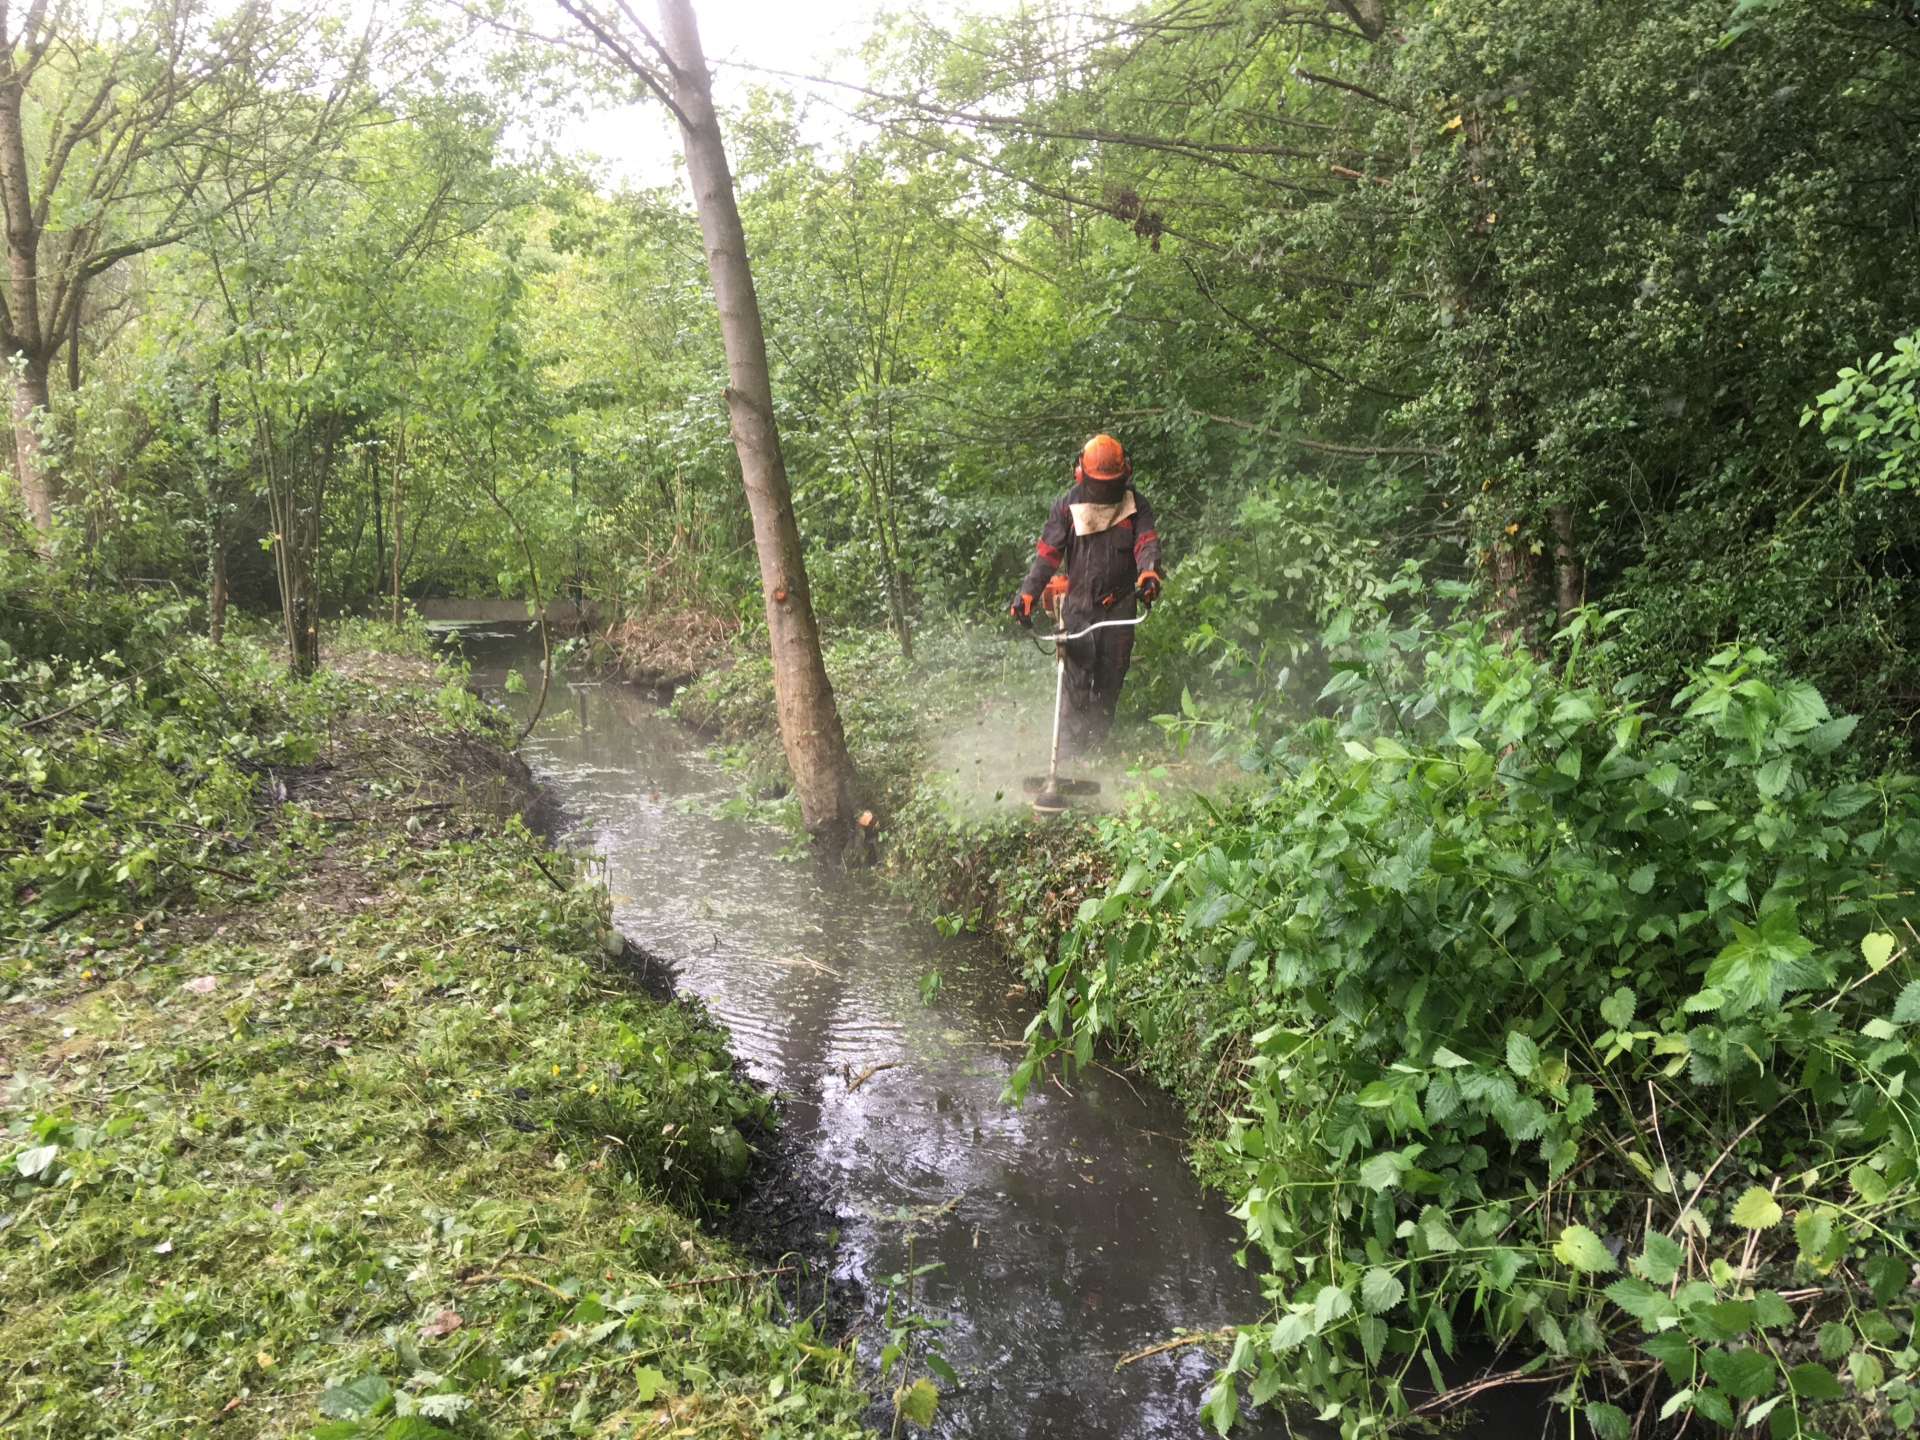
2;656;864;1439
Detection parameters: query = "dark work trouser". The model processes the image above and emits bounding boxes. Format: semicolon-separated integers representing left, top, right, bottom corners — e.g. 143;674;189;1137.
1060;620;1134;756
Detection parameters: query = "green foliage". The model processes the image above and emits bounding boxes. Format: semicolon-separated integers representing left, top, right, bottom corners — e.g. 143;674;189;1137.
1806;330;1920;492
1011;575;1920;1434
0;614;864;1439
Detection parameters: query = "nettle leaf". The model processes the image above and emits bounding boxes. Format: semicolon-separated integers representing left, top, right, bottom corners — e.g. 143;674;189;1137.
1632;1233;1683;1286
1360;1266;1404;1314
1691;1385;1735;1427
1642;1330;1694;1383
1604;1276;1673;1324
1706;909;1814;1013
894;1376;937;1426
318;1374;391;1420
1729;1185;1783;1230
1552;1224;1617;1274
1320;1098;1373;1159
1358;1150;1408;1191
1585;1401;1630;1440
1505;1031;1540;1078
1787;1362;1845;1400
1564;1083;1596;1125
1357;1314;1387;1367
1313;1284;1353;1328
1599;987;1637;1029
1755;757;1793;797
1699;1299;1755;1339
1893;980;1920;1024
1701;1345;1775;1399
1863;1252;1908;1306
1483;1247;1526;1290
1805;714;1859;756
1850;1164;1891;1204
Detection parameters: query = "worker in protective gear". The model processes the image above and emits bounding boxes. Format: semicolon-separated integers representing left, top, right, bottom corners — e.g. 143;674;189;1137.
1008;434;1161;754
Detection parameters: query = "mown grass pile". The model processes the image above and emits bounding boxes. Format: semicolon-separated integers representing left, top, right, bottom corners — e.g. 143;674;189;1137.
1;585;864;1439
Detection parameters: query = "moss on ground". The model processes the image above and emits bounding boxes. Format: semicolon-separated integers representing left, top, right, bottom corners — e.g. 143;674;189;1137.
1;629;864;1440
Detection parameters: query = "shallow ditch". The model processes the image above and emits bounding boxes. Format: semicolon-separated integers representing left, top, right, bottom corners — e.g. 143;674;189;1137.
445;625;1287;1437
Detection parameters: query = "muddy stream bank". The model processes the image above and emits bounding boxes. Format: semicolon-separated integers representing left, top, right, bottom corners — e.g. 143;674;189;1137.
447;626;1285;1438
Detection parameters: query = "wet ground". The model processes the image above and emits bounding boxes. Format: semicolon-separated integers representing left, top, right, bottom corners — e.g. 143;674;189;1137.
444;626;1287;1438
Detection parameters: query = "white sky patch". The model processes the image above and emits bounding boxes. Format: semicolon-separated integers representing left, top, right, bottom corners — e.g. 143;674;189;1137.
545;0;1021;190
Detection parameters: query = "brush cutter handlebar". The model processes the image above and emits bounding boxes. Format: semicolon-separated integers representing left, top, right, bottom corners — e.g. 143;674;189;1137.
1051;615;1146;643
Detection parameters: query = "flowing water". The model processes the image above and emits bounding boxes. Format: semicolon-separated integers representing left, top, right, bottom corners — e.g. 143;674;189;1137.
445;627;1287;1438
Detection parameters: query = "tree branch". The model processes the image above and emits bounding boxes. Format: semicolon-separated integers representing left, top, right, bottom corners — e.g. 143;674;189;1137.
551;0;690;130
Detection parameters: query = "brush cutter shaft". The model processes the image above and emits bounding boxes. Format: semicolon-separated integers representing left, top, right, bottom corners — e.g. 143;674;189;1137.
1049;646;1067;787
1045;616;1140;791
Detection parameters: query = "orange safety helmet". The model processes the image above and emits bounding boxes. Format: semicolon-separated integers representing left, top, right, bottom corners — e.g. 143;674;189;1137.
1075;433;1130;482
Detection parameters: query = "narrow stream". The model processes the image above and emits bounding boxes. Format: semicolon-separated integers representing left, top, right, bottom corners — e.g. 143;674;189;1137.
447;628;1285;1437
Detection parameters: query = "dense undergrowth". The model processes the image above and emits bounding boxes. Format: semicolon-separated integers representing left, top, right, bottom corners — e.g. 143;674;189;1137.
617;561;1920;1437
1;585;864;1439
917;578;1920;1437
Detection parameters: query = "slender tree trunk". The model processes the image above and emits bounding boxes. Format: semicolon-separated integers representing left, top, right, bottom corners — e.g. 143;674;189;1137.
859;459;911;660
208;538;228;645
0;60;53;537
66;292;79;394
657;0;858;841
9;350;52;532
262;425;319;677
1551;501;1584;626
390;420;404;627
372;444;383;606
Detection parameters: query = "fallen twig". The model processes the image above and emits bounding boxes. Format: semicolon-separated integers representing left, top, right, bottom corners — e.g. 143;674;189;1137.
1393;1360;1584;1423
1093;1060;1144;1102
1114;1327;1233;1371
766;955;845;978
1668;1103;1784;1239
18;663;162;730
457;1270;572;1301
845;1061;902;1092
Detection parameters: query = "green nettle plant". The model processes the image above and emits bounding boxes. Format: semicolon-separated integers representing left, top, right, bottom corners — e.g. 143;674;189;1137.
1011;575;1919;1437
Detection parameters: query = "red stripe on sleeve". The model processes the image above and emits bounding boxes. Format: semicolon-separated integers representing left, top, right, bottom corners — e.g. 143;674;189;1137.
1133;529;1156;558
1037;540;1062;565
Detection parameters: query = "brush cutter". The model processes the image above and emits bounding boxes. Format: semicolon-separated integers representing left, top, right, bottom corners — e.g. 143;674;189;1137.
1022;613;1146;817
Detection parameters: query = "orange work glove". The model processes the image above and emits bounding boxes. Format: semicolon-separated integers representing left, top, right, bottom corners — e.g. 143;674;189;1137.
1135;571;1161;606
1008;591;1034;627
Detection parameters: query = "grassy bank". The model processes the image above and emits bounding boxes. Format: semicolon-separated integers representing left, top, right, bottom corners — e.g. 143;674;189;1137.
1;594;864;1439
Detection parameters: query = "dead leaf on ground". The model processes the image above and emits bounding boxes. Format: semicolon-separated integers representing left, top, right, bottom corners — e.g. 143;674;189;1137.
417;1309;463;1339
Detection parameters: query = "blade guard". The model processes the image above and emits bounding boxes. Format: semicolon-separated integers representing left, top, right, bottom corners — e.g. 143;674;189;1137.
1021;777;1100;796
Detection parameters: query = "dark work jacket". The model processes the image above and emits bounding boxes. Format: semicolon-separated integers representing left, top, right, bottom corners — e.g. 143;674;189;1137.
1018;479;1161;623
